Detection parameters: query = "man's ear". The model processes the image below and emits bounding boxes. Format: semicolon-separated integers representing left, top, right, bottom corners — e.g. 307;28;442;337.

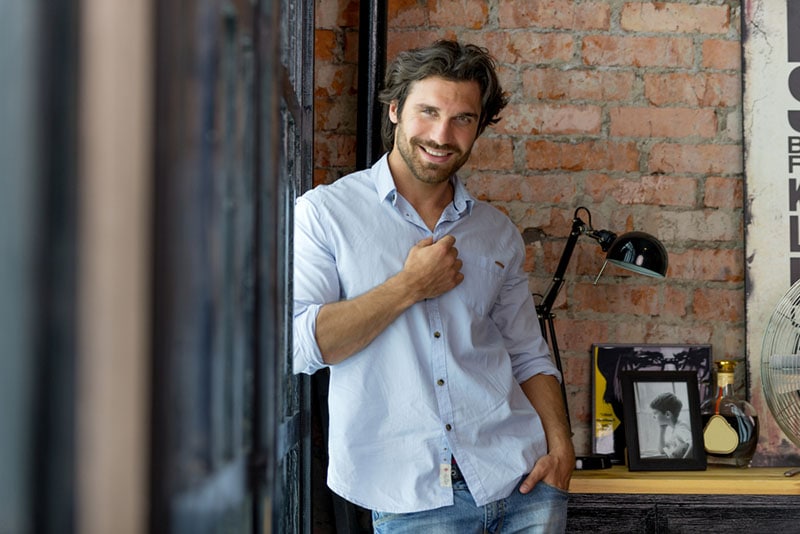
388;100;399;124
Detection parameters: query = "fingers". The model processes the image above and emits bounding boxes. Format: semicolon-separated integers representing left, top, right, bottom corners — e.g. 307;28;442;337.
435;234;456;247
519;471;543;494
520;453;573;494
403;234;464;300
415;235;435;248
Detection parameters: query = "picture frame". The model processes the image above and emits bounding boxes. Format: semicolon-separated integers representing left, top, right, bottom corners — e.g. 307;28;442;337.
620;370;707;471
591;344;712;463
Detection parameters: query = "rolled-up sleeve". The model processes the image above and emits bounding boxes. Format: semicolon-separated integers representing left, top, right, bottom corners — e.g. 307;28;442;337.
490;232;561;385
293;194;339;375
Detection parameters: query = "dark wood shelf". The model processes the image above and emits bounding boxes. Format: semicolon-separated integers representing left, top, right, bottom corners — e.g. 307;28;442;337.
567;466;800;532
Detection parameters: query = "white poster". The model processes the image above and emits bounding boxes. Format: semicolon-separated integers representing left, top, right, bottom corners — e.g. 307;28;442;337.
744;0;800;461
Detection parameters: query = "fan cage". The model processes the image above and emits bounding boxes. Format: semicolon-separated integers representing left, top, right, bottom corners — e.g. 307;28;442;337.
761;279;800;450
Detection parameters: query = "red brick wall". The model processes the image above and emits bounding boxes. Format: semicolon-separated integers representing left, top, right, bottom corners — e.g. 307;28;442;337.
314;0;748;459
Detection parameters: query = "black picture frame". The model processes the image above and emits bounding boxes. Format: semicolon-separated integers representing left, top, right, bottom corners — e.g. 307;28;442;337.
620;370;707;471
591;343;712;463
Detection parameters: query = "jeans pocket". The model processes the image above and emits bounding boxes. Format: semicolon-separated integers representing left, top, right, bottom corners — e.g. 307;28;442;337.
537;480;570;498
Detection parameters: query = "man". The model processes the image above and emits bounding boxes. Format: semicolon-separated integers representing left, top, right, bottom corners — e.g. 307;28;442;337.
294;40;574;533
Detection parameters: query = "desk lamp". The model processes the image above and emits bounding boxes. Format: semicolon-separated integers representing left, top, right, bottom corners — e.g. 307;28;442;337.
534;206;669;469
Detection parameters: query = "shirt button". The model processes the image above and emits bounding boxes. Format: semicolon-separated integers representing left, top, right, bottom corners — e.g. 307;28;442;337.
446;424;452;431
437;379;445;386
434;331;441;338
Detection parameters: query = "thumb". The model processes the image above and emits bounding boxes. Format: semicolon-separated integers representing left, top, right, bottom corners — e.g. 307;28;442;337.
436;234;456;247
416;236;435;248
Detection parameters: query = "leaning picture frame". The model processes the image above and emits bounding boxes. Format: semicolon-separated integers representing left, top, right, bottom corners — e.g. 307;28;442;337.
591;344;712;463
620;370;706;471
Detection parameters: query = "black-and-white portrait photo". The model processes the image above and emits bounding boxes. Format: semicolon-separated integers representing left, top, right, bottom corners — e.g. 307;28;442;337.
635;382;693;459
621;371;707;471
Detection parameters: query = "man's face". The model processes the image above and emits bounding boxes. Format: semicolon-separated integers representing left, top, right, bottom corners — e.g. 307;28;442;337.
388;76;482;186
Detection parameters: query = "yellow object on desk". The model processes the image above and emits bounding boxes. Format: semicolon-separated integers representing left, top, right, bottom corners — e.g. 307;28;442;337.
569;465;800;495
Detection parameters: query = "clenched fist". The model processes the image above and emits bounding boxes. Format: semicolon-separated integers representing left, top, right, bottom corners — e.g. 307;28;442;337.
401;235;464;301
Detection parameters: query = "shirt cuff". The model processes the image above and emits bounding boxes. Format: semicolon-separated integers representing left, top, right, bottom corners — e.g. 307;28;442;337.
293;303;328;375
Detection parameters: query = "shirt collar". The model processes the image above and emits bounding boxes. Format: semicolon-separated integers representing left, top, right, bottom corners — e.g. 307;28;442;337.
373;153;474;215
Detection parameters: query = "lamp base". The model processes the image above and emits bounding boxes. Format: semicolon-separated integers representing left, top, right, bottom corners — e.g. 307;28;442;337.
575;454;613;470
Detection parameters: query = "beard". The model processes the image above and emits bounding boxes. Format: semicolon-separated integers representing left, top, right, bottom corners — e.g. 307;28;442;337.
394;127;473;186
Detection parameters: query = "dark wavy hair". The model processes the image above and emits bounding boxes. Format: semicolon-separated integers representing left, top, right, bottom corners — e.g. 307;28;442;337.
650;392;683;424
378;40;509;151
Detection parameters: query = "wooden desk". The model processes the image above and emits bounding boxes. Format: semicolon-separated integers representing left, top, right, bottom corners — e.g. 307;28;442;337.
570;465;800;494
567;466;800;533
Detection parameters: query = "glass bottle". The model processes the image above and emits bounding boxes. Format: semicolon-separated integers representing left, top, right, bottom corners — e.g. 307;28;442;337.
700;360;759;467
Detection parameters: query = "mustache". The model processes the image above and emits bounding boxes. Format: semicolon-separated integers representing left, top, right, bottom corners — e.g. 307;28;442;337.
412;138;460;153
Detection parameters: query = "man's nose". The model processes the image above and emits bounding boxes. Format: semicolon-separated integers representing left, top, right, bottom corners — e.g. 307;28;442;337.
429;120;453;146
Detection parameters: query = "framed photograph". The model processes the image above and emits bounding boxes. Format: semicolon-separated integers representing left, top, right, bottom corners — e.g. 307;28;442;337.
591;344;712;463
620;370;706;471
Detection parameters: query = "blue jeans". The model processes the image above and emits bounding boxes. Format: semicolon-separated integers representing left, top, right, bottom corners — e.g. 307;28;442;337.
371;477;568;534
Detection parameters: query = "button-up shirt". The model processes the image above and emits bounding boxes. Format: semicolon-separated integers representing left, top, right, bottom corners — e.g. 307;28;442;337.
293;155;559;513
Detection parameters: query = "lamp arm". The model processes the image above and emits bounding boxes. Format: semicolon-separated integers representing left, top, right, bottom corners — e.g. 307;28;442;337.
535;216;586;318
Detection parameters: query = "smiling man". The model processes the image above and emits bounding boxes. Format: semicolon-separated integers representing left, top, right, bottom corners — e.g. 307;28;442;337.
294;40;574;533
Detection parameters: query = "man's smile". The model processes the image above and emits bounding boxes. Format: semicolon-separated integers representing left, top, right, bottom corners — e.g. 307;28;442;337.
418;142;457;162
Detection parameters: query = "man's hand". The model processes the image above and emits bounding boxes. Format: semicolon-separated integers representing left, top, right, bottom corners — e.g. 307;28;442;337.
518;374;575;494
400;235;464;301
315;234;463;364
519;443;575;494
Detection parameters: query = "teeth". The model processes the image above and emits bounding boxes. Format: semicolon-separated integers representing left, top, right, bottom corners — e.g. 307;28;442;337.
423;146;448;157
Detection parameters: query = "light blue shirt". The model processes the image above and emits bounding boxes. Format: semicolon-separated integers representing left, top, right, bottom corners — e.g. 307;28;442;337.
293;155;559;513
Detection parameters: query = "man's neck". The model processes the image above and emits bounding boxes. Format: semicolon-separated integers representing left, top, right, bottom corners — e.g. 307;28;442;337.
388;152;454;230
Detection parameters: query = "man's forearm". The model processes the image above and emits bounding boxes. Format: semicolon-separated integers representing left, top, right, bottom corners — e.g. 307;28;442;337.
521;374;574;455
314;235;464;365
315;271;419;365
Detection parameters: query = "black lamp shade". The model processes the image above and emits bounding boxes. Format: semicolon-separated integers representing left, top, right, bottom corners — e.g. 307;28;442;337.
604;231;668;278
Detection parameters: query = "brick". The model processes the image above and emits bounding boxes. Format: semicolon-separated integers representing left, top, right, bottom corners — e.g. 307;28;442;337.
496;103;602;135
704;176;743;209
315;0;343;29
693;288;744;322
343;30;360;63
656;210;743;242
661;285;689;318
476;31;575;65
498;1;610;30
522;68;635;102
431;0;489;29
314;132;357;168
554;319;612;352
582;35;694;68
613;321;713;346
649;143;742;174
388;0;429;27
316;0;358;28
702;39;742;70
339;0;359;27
621;3;729;34
315;30;338;62
667;248;744;282
462;137;515;171
723;110;742;141
644;73;740;107
609;107;717;138
526;140;640;172
585;174;698;207
314;63;357;98
573;282;662;315
387;30;454;61
314;95;358;132
463;172;580;203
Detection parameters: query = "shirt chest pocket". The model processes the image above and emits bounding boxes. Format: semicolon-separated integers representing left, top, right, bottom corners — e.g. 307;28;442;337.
455;256;506;316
